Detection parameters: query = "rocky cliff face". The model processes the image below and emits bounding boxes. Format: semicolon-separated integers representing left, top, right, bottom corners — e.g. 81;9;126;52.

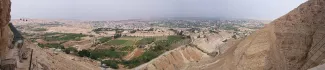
268;0;325;69
0;0;12;58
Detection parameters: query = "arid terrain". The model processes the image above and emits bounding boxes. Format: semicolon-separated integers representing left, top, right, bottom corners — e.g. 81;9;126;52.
6;17;266;70
135;0;325;70
3;0;325;70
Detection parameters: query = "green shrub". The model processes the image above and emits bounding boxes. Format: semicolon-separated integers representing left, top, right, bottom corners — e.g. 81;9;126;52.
114;34;122;39
101;60;119;69
64;47;78;54
78;50;91;57
37;43;45;48
153;40;170;51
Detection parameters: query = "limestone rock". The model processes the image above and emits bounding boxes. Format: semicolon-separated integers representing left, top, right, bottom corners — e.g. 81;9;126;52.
0;0;11;58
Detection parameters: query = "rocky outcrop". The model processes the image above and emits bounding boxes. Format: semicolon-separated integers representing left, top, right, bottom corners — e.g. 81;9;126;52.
17;41;101;70
268;0;325;69
192;31;232;54
0;0;11;59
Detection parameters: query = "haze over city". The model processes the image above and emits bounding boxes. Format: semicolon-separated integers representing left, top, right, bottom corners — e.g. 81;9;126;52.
11;0;306;20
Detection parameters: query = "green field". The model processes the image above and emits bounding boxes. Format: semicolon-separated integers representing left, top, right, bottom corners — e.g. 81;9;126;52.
105;40;135;46
37;43;65;49
119;46;135;51
48;35;187;69
98;37;112;43
136;37;156;45
43;33;86;41
118;37;143;41
32;28;47;31
89;49;127;59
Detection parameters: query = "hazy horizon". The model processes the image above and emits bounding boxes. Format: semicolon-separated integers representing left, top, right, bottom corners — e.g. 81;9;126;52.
11;0;306;20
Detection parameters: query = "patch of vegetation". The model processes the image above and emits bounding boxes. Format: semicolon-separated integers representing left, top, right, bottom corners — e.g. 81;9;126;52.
37;43;65;49
153;35;183;50
98;37;112;43
114;34;122;39
37;43;45;48
72;35;185;69
92;28;113;32
101;60;119;69
105;40;135;47
64;47;78;54
59;33;86;41
31;39;36;42
105;40;128;45
167;35;183;42
153;40;171;51
44;32;60;36
32;28;47;31
136;38;156;45
120;35;185;68
122;41;135;46
89;49;127;60
43;33;86;41
122;50;161;68
78;50;91;57
119;46;135;51
98;50;162;69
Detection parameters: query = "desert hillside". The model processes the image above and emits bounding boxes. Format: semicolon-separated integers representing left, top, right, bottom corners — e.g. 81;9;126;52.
187;0;325;70
17;41;101;70
136;0;325;70
2;0;321;70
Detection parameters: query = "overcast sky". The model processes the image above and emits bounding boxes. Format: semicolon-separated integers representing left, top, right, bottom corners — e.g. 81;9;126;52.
11;0;306;20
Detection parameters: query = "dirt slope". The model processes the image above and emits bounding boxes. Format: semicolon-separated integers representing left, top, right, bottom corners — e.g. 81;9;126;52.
18;41;101;70
134;45;209;70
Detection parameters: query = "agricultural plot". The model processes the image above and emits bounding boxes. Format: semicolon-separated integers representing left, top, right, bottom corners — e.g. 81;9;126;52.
136;37;156;45
43;33;86;41
105;40;135;47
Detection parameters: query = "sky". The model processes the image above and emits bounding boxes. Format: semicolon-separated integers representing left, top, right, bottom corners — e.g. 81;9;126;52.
11;0;306;20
